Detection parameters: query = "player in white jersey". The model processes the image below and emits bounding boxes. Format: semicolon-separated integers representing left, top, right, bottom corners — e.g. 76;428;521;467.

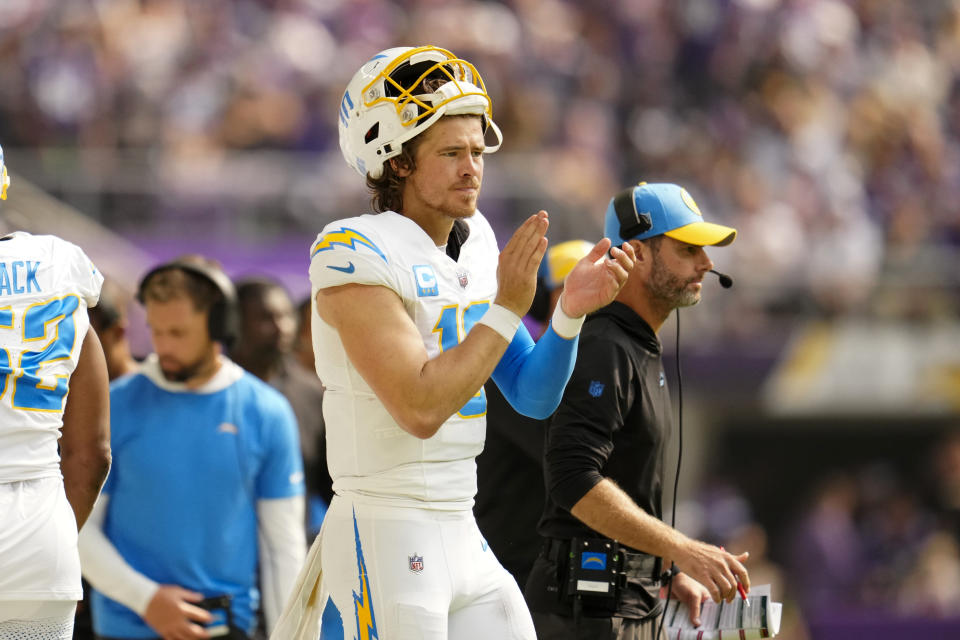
272;46;635;639
0;144;112;639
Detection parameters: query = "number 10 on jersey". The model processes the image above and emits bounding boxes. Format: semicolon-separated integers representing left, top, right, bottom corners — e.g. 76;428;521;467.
432;302;490;418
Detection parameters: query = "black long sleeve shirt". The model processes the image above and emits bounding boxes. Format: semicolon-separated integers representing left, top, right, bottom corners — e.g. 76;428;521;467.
538;301;673;546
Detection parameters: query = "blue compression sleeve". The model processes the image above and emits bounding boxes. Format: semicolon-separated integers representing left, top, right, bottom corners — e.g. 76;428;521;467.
491;322;579;419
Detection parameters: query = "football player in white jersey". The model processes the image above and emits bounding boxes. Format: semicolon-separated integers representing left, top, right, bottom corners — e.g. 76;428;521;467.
0;144;112;639
272;46;635;639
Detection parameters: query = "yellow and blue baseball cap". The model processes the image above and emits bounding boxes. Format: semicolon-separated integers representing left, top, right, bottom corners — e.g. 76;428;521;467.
538;239;594;290
604;182;736;247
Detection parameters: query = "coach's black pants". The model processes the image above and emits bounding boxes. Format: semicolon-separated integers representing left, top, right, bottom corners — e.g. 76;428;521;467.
531;611;665;640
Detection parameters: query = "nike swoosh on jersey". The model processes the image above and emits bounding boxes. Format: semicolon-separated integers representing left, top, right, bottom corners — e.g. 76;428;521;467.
328;262;356;274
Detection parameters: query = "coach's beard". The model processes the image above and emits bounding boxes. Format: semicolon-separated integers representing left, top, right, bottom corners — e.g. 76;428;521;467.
648;261;702;309
160;354;212;383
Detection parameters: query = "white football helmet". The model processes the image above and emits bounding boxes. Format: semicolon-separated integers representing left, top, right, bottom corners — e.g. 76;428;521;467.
0;144;9;200
338;45;503;179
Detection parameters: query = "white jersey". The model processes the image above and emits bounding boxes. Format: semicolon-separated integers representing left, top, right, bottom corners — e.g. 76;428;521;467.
0;232;102;483
309;211;499;510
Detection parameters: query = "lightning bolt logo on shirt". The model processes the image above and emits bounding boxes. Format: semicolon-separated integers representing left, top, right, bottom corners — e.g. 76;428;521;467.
352;510;379;640
312;227;387;263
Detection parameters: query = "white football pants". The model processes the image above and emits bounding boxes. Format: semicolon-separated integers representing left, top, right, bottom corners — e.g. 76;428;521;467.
316;494;536;640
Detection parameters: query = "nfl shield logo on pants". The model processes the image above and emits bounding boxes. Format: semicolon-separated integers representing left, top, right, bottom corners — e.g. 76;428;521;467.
409;553;424;573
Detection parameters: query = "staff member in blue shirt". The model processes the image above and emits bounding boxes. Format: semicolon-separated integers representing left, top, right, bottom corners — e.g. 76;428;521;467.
79;258;306;640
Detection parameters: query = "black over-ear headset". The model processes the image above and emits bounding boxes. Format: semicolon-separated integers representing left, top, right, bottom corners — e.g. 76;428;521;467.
612;184;653;240
136;260;240;347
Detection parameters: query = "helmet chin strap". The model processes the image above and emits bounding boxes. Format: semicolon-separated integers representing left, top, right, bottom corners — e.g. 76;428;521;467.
483;118;503;154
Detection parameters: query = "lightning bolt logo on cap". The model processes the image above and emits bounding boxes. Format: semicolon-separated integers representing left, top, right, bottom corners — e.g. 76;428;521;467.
312;227;387;263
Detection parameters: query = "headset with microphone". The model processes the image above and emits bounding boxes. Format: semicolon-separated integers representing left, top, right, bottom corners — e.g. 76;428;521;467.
612;185;735;290
710;269;733;289
611;185;653;239
136;260;240;347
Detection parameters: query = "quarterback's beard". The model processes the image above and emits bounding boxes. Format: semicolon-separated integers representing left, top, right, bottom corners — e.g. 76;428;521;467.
444;186;479;219
406;175;479;220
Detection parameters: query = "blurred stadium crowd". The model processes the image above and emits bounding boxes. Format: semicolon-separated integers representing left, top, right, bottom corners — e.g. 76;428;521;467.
685;433;960;638
2;0;959;325
2;0;960;637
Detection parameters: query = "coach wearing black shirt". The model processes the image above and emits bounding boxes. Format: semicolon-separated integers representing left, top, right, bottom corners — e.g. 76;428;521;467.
525;183;750;639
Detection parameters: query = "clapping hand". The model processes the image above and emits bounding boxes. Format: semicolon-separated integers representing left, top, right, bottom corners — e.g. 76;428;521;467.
557;239;635;318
